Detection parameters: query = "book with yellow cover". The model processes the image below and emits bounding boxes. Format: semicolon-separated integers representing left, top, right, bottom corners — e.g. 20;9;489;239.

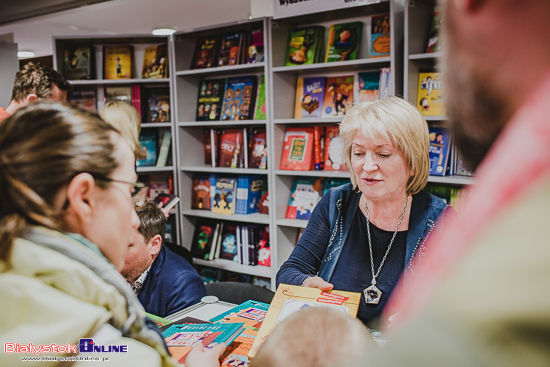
417;71;445;116
248;284;361;358
103;45;133;79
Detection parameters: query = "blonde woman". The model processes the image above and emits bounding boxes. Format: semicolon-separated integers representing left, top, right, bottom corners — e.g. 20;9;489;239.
100;100;146;160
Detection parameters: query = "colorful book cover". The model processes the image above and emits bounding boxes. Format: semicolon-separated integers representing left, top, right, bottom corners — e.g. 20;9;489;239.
322;75;354;118
70;89;97;111
426;12;443;53
191;219;218;260
285;177;324;220
218;32;244;66
279;127;314;171
285;26;323;66
253;75;266;120
236;175;264;215
258;180;269;215
248;284;361;358
162;322;244;364
136;131;157;167
141;44;168;78
146;88;171;123
325;21;362;62
428;127;451;176
196;78;226;121
324;125;347;171
357;71;380;103
103;45;133;79
247;27;265;64
370;14;391;58
294;76;325;119
221;76;257;121
191;174;211;210
248;127;267;169
212;176;237;215
191;35;220;69
417;72;445;116
64;43;95;80
219;225;238;261
219;129;244;168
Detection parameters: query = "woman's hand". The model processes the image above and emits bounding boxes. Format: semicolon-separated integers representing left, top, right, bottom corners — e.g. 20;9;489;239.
302;276;334;291
184;341;226;367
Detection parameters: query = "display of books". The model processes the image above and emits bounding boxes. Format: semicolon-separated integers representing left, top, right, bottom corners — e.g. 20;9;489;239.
196;78;226;121
324;125;347;171
294;76;325;119
357;70;380;103
64;43;95;80
428;127;451;176
103;45;133;79
191;35;220;69
248;284;361;358
280;127;314;171
221;76;257;121
285;26;324;66
417;71;445;116
136;131;157;167
370;14;391;58
425;12;443;53
145;88;170;123
285;177;324;220
70;89;97;111
141;44;168;78
325;21;362;62
212;176;238;215
321;75;354;118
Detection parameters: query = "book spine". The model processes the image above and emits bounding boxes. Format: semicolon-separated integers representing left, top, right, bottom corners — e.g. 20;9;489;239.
156;132;171;167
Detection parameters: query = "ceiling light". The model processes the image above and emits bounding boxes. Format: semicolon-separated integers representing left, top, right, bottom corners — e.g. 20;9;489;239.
18;51;36;58
152;28;176;36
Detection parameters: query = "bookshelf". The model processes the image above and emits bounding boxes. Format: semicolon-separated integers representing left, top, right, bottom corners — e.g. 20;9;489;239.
53;34;180;243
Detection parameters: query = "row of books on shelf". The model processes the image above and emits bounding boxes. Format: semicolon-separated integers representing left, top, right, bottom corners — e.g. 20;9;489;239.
196;75;265;121
64;43;169;80
137;130;172;167
191;219;271;267
294;68;390;119
428;127;472;177
192;174;269;216
191;26;264;69
70;85;170;123
286;177;350;220
205;127;267;169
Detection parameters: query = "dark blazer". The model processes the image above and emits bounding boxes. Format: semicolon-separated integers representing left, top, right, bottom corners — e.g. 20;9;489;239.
138;246;206;317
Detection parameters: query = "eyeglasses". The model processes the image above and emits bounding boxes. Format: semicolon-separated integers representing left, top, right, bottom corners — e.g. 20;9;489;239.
93;176;147;197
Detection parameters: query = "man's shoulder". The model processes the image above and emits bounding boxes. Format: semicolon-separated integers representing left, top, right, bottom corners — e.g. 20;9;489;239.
156;246;198;275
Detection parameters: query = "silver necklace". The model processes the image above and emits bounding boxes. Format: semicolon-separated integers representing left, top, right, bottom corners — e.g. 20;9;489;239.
364;196;409;305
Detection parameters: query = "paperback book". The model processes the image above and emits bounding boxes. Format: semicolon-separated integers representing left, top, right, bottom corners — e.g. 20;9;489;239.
221;76;257;121
196;78;226;121
247;27;265;64
357;70;380;103
294;76;325;119
248;127;267;169
417;71;445;116
191;174;212;210
146;88;170;123
236;175;264;215
191;219;219;260
218;31;245;67
136;131;157;167
322;75;354;118
324;125;347;171
219;129;245;168
191;35;220;69
219;225;238;261
64;43;95;80
370;14;391;58
212;176;238;215
280;127;314;171
285;177;324;220
141;44;168;78
103;45;133;79
428;127;451;176
325;21;362;62
285;26;324;66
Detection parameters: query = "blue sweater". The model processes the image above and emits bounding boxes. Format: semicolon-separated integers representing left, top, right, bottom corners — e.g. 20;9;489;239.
277;184;449;326
138;246;206;317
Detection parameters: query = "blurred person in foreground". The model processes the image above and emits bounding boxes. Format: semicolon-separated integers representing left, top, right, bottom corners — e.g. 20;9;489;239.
0;102;177;366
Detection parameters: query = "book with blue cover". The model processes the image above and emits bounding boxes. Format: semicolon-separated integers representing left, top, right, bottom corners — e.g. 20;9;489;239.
428;127;451;176
221;76;257;121
236;175;264;215
136;130;157;167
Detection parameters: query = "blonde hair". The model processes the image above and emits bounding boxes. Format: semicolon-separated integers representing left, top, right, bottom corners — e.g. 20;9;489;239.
250;307;372;367
339;96;430;195
100;101;146;159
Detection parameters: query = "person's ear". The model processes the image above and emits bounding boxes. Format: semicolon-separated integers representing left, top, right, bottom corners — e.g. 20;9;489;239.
65;173;96;225
25;94;38;104
148;234;163;258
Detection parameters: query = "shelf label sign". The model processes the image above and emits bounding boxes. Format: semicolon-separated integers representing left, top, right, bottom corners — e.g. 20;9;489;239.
273;0;384;19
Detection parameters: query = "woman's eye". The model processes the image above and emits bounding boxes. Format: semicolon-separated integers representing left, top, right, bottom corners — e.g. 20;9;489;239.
378;153;390;158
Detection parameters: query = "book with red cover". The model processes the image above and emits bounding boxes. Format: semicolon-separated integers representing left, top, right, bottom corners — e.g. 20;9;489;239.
219;129;245;168
190;35;220;69
324;125;347;171
191;174;211;210
280;127;314;171
321;75;354;118
248;127;267;169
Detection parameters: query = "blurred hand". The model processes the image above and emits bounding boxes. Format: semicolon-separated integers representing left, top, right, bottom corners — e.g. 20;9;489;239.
185;341;226;367
156;201;171;219
303;276;334;291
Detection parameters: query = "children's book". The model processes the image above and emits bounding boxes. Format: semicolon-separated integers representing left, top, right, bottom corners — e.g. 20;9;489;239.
428;127;451;176
248;127;267;169
218;32;245;66
325;21;363;62
279;127;314;171
285;26;324;66
322;75;354;118
417;71;445;116
426;12;443;53
191;174;211;210
248;284;361;358
258;179;269;215
285;177;324;220
191;219;219;260
70;89;97;111
162;322;244;364
219;129;244;168
196;78;226;121
156;132;171;167
313;125;324;170
219;225;238;261
212;176;238;215
141;43;168;78
190;35;220;69
136;131;157;167
357;70;380;103
64;43;95;80
247;27;265;64
103;45;133;79
370;14;391;58
146;88;170;123
221;76;257;121
294;76;325;119
324;125;347;171
253;75;266;120
236;175;264;215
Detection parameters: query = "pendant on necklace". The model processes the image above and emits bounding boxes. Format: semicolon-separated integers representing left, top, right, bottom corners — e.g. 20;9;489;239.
364;284;382;305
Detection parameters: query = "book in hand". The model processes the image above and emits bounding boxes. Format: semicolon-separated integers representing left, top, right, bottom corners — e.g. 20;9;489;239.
285;26;324;66
191;35;220;69
154;193;180;212
428;127;451;176
426;12;443;53
141;44;168;79
370;14;391;58
248;284;361;358
417;71;445;116
357;70;381;103
221;76;257;121
322;75;354;118
64;43;95;80
248;127;267;169
218;31;245;67
325;21;362;62
285;177;324;220
145;88;170;123
280;127;314;171
162;322;244;364
191;219;219;260
103;45;133;79
196;78;226;121
324;125;347;171
212;176;237;215
136;130;157;167
191;174;212;210
70;89;97;111
294;76;325;119
156;131;171;167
